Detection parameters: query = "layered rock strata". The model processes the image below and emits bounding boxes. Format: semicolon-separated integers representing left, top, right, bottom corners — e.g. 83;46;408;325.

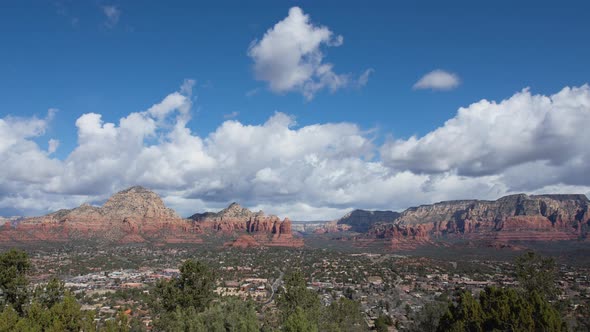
369;194;590;244
337;210;400;233
0;186;201;244
190;203;303;247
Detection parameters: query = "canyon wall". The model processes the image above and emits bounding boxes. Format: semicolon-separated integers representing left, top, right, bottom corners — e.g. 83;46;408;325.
368;194;590;243
337;209;400;233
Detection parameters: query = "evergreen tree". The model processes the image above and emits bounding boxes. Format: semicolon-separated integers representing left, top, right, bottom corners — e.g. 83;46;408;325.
479;286;534;331
33;277;66;309
438;291;484;332
153;296;259;332
0;249;31;314
283;307;318;332
515;251;558;300
153;259;216;313
529;291;567;331
321;297;367;332
0;305;20;331
199;297;259;332
437;287;566;332
276;271;321;325
408;301;446;332
374;314;393;332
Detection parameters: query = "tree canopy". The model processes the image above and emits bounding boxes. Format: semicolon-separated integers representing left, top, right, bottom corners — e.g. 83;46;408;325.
0;248;31;314
515;251;559;300
154;259;216;314
436;286;566;332
0;249;104;331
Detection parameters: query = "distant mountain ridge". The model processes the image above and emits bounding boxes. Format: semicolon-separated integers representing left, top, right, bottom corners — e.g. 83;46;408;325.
0;186;300;247
336;209;401;232
190;202;303;247
393;194;589;226
1;187;589;248
41;186;181;224
366;193;590;245
189;202;263;221
0;186;199;244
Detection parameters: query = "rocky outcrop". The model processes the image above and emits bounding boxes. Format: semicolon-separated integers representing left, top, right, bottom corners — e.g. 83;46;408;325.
290;221;332;233
0;186;202;244
190;202;260;221
311;221;352;234
337;209;400;233
225;235;261;248
101;186;180;221
0;216;22;227
190;203;303;247
369;194;590;243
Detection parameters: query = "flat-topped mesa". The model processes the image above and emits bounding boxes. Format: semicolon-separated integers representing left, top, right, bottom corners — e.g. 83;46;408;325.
337;209;401;233
369;193;590;242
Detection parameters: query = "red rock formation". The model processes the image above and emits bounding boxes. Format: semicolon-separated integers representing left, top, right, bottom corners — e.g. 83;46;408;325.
279;218;292;234
367;194;590;246
225;235;261;248
310;220;352;233
336;209;400;233
0;186;202;245
190;204;303;247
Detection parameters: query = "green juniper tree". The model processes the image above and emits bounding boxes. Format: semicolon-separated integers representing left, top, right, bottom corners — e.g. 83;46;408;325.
515;251;558;300
437;287;565;332
0;249;31;314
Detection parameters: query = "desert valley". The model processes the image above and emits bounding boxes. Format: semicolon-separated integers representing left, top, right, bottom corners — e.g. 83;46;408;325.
1;187;590;330
2;186;588;249
2;1;590;331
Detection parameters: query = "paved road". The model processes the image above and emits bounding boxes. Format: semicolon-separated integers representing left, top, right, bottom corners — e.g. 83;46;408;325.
264;270;285;305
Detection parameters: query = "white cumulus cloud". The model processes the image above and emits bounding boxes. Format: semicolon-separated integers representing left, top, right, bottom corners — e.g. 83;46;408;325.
102;5;121;28
0;111;62;197
248;7;370;100
1;83;589;220
413;69;460;91
48;139;59;154
382;85;590;188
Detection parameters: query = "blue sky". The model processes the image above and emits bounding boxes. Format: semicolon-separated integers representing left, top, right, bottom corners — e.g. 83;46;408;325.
1;1;589;219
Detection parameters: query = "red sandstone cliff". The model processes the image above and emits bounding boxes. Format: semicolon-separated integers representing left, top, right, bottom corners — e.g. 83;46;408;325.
190;203;303;248
368;194;590;245
337;210;400;233
0;186;202;244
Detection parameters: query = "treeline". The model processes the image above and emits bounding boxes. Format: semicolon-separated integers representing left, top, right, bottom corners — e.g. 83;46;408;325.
0;249;128;331
408;252;570;332
0;249;368;332
0;249;581;331
150;260;368;331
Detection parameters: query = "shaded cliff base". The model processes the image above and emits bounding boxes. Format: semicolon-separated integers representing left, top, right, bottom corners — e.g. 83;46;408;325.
2;231;589;268
302;232;590;266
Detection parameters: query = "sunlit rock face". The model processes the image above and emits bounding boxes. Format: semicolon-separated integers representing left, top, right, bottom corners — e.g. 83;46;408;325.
190;203;303;247
369;194;590;244
0;186;201;244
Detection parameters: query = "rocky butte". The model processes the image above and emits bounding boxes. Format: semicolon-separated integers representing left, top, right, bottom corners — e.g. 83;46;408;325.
363;194;590;248
190;202;303;248
0;186;202;245
336;209;401;233
2;188;588;250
